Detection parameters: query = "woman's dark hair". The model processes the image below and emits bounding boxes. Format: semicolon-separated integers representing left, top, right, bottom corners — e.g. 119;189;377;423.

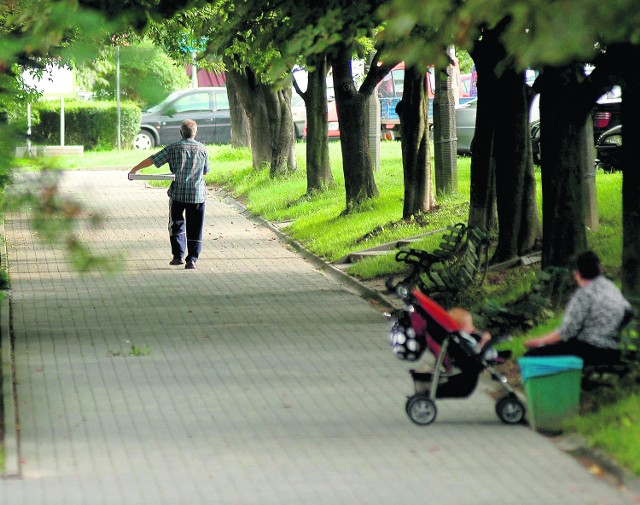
574;250;602;279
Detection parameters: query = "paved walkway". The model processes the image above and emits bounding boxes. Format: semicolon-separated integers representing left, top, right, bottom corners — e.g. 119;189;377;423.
1;170;637;504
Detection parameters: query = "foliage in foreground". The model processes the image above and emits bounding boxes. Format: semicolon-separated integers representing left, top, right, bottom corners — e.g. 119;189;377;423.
5;170;123;272
79;39;190;109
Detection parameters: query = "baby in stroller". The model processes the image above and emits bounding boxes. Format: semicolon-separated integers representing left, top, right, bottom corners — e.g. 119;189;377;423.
388;287;525;425
413;306;492;375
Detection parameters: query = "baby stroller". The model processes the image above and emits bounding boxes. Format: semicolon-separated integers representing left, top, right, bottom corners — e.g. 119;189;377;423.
387;286;525;426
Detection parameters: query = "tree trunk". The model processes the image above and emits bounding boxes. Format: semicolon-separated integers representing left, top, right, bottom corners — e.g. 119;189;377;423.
433;54;458;196
264;85;297;176
468;35;500;231
469;26;540;258
225;69;251;148
330;45;378;212
621;53;640;301
519;118;541;253
226;66;295;175
294;56;333;193
397;65;435;218
540;65;591;268
364;53;381;172
228;67;271;170
493;68;540;262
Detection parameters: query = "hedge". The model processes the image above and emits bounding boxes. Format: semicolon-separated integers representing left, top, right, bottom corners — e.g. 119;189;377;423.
31;101;141;151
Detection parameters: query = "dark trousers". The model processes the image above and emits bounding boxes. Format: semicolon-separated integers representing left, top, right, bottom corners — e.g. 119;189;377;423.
525;339;621;367
169;199;205;263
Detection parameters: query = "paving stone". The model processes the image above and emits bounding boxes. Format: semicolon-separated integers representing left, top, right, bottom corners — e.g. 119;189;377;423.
1;170;636;504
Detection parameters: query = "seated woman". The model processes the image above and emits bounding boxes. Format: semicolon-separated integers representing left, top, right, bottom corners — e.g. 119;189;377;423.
524;251;632;367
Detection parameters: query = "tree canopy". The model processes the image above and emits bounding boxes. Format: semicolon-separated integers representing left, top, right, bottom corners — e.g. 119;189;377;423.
2;0;640;296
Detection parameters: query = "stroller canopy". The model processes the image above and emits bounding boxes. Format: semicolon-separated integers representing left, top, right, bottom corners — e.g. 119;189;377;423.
412;289;460;334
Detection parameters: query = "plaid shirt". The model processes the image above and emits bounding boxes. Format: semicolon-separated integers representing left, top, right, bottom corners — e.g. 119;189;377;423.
151;139;209;204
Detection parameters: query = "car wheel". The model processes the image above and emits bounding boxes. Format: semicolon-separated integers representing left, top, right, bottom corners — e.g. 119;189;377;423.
133;131;155;151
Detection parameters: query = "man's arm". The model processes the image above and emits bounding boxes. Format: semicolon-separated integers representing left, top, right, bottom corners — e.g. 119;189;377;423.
128;157;154;177
203;149;210;175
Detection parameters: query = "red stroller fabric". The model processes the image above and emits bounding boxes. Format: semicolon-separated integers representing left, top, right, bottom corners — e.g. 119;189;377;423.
412;289;460;333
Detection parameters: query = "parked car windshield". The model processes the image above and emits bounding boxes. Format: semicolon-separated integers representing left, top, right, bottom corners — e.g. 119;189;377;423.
145;90;184;113
171;91;211;113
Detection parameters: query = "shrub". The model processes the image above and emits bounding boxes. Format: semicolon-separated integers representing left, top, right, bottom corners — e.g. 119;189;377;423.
82;39;190;109
31;100;141;151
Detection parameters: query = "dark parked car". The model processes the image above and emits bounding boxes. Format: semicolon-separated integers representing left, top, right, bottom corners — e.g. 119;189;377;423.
526;89;620;166
133;87;231;150
592;86;621;144
595;124;623;171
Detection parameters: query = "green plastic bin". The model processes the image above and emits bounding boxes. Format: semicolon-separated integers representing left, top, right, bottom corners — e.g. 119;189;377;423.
518;356;583;433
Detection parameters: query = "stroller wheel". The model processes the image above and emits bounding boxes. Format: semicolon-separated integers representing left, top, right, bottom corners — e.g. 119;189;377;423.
496;395;526;425
406;395;437;426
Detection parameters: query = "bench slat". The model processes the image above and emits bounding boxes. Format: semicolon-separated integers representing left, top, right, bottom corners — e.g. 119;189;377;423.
391;224;489;297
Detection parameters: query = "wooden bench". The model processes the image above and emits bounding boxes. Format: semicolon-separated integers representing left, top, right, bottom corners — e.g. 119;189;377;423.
385;223;466;291
477;267;573;335
582;313;639;390
386;224;490;298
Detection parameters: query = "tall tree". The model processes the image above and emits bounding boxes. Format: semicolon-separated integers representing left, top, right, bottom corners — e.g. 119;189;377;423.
225;69;251;147
467;37;498;231
492;65;540;261
151;4;297;175
433;49;458;196
621;52;640;298
329;46;397;211
254;0;398;211
78;39;190;108
380;2;541;253
537;62;614;268
224;64;272;169
329;45;379;209
466;21;540;260
198;0;335;190
483;0;640;297
292;55;333;193
397;65;435;218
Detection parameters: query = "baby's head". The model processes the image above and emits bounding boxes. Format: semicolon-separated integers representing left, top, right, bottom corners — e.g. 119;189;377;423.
448;307;475;333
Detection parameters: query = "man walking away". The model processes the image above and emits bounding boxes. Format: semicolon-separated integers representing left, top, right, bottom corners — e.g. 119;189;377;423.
129;119;209;270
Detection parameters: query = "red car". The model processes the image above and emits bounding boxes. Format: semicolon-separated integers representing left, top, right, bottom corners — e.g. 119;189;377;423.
327;98;339;138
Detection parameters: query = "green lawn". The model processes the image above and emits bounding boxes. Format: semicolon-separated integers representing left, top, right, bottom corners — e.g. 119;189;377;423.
14;148;159;170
